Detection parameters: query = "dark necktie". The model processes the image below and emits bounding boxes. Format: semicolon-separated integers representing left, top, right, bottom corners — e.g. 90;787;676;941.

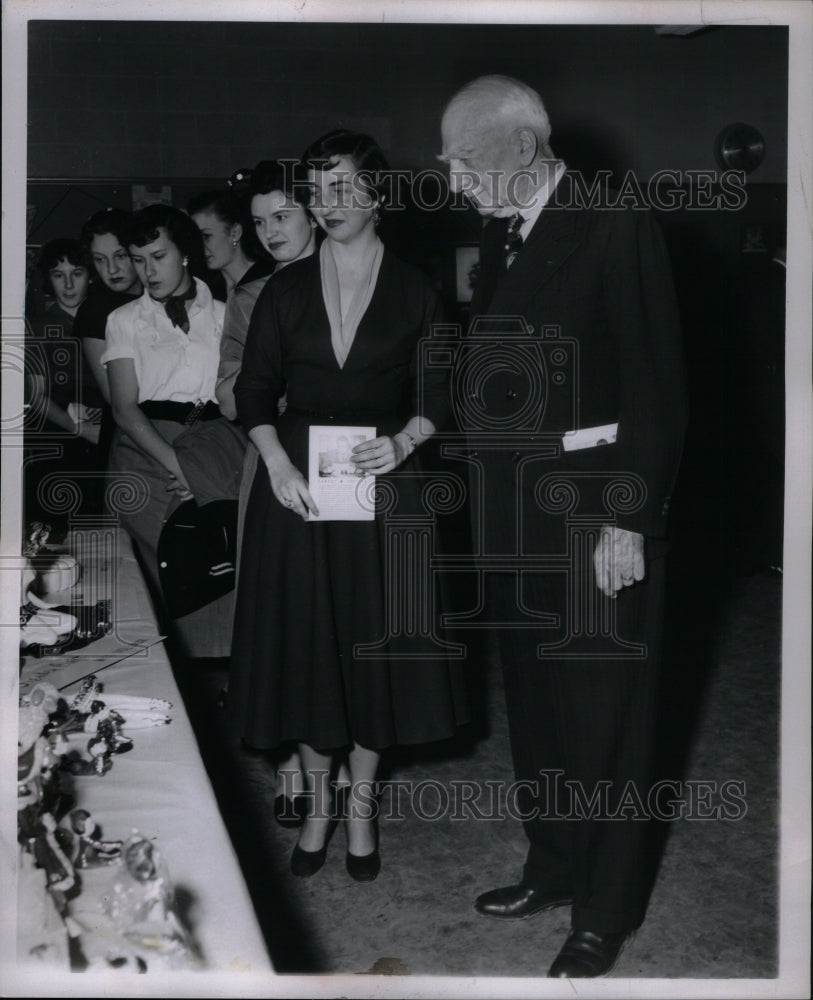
164;283;196;333
504;213;524;270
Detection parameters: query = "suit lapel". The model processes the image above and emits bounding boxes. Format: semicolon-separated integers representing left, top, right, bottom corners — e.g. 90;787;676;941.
486;205;582;316
469;217;504;319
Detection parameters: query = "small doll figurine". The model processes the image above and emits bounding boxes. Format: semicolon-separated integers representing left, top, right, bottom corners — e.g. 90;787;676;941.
20;527;78;649
17;706;76;906
61;706;134;776
24;680;62;718
69;809;122;868
85;719;133;777
125;835;161;886
108;832;196;965
84;701;134;754
18;706;63;819
22;521;52;558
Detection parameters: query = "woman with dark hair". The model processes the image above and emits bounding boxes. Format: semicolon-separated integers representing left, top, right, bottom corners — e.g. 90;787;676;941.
74;208;143;464
101;204;239;659
230;131;469;880
36;239;92;315
225;160;326;826
27;239;95;435
187;186;275;421
188;188;269;292
24;239;100;520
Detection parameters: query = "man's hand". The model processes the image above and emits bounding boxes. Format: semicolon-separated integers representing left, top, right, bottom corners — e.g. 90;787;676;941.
593;525;645;598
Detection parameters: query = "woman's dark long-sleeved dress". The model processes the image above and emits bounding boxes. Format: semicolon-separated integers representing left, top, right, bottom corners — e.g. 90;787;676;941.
229;250;469;752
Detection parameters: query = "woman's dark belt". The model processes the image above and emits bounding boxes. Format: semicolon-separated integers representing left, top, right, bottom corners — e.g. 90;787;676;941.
140;399;221;426
285;405;398;422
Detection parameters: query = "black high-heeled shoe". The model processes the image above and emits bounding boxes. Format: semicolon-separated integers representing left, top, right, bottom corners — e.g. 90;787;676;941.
344;805;381;882
290;842;328;877
345;846;381;882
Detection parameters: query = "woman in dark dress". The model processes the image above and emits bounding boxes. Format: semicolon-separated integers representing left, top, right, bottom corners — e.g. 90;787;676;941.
74;208;143;468
24;239;97;521
230;131;468;881
193;165;323;821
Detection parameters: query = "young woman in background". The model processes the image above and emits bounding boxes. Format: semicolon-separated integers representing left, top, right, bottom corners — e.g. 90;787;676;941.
24;239;98;521
197;162;322;825
74;208;143;467
102;204;237;660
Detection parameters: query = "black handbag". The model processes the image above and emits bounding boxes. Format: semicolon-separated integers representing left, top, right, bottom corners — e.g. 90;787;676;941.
157;498;237;619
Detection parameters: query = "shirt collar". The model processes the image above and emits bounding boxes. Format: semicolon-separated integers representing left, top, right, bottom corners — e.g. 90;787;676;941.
138;276;208;318
515;160;566;241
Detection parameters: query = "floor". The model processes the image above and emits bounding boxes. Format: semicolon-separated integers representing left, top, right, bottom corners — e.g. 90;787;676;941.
173;512;783;982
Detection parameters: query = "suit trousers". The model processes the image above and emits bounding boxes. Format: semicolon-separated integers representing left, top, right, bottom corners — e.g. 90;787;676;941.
487;544;666;933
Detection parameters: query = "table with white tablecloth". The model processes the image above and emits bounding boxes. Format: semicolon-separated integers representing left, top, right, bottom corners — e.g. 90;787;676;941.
16;526;273;978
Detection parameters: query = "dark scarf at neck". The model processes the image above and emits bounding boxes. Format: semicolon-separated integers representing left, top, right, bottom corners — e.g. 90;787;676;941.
163;281;196;333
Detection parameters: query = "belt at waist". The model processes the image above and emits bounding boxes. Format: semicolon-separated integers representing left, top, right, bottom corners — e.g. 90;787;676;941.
140;399;221;426
285;406;398;422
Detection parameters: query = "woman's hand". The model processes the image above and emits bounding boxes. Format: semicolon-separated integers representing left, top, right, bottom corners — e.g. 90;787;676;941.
166;473;194;502
351;435;411;475
76;420;101;445
267;458;319;520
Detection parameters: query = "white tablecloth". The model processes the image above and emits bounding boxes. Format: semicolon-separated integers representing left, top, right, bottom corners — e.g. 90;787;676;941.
15;528;274;986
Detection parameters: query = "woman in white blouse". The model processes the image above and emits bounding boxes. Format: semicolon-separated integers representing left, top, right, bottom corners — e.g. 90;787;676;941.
102;204;236;659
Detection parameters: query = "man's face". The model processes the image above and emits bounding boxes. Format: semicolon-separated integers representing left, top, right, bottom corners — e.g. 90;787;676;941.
440;105;521;218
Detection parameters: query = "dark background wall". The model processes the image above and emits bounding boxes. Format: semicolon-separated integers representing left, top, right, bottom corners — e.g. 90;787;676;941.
27;21;787;183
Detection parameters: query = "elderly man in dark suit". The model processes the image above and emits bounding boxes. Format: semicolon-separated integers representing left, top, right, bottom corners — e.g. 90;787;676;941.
439;75;687;977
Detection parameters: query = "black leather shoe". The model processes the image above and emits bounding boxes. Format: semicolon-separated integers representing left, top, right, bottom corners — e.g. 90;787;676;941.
290;842;328;877
474;883;572;919
548;929;630;978
346;848;381;882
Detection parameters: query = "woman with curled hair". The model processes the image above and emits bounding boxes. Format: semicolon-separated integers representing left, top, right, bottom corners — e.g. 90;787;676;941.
27;239;95;439
101;204;239;659
230;130;469;880
24;238;99;520
188;185;276;422
191;165;319;820
74;208;143;465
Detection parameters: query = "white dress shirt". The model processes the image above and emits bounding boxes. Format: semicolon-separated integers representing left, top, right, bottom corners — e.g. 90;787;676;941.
517;160;566;242
102;277;224;404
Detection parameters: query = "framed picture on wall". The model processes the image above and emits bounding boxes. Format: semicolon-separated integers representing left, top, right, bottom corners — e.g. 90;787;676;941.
455;244;480;304
132;183;172;211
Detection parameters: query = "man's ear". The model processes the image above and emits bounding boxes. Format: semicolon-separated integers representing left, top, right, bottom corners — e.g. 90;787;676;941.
514;127;539;166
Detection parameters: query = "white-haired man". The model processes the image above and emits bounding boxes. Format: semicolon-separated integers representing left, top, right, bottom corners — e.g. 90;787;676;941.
439;75;687;977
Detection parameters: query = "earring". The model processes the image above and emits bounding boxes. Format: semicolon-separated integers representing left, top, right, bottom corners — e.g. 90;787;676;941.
372;205;381;227
182;256;189;267
231;239;238;248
